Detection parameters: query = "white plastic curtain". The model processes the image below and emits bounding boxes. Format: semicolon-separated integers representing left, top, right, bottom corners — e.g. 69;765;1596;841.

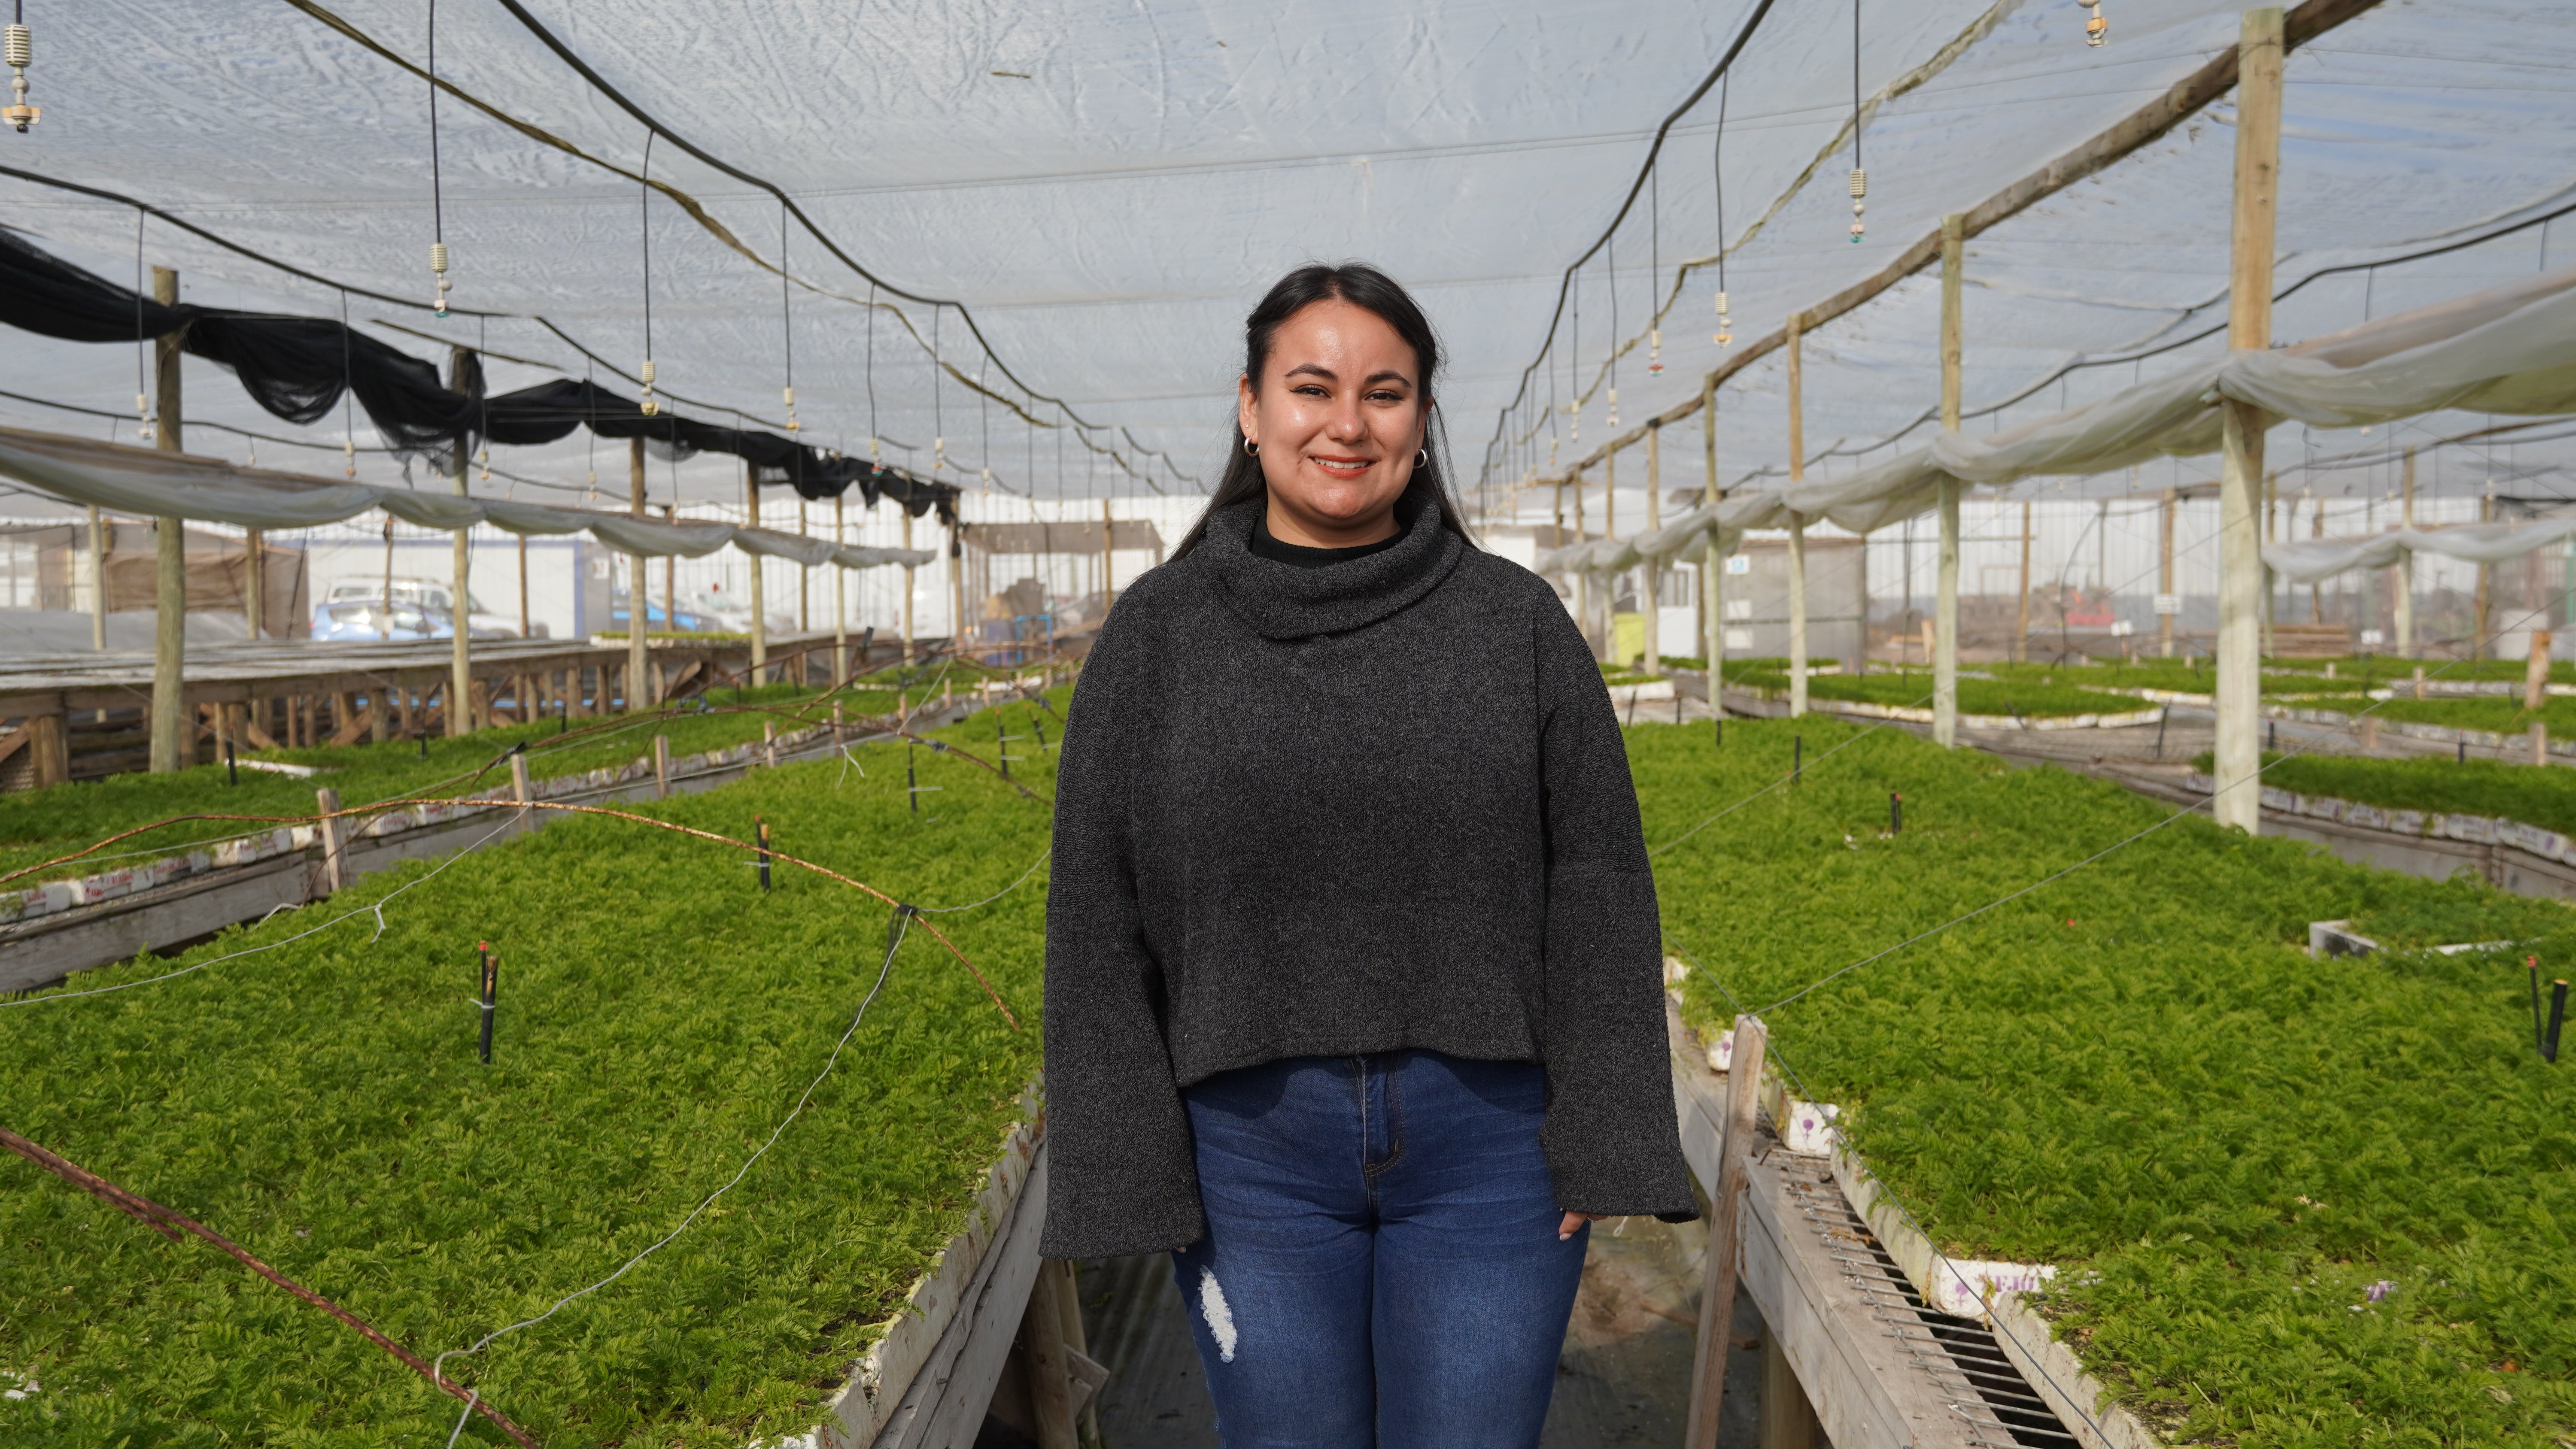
1540;265;2576;575
0;428;934;570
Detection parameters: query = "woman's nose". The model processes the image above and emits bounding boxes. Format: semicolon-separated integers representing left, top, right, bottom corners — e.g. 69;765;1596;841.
1325;402;1368;443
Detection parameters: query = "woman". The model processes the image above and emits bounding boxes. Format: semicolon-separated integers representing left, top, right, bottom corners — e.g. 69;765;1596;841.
1041;263;1695;1447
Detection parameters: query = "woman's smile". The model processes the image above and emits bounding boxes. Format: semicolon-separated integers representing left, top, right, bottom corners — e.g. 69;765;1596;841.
1309;453;1375;478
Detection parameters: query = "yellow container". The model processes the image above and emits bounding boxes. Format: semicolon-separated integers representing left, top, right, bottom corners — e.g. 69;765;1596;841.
1612;611;1646;666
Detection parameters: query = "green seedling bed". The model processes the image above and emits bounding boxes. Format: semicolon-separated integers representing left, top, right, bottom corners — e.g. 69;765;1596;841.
1639;718;2574;1444
1729;667;2140;720
0;692;1062;1445
0;682;923;885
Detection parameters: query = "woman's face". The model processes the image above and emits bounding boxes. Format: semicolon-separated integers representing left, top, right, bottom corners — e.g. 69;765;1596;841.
1237;298;1426;547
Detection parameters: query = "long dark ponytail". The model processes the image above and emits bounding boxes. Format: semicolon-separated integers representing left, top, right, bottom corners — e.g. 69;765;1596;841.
1171;263;1475;560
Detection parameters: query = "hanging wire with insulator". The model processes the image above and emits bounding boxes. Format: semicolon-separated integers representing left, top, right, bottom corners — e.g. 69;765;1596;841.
4;1;39;132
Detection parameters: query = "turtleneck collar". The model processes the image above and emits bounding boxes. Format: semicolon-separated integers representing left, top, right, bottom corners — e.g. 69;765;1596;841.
1197;492;1465;640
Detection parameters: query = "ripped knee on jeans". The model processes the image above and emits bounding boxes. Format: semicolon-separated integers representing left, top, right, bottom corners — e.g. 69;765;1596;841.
1197;1266;1239;1363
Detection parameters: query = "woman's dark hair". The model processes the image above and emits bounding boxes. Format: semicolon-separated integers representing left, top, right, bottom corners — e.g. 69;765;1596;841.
1171;263;1474;559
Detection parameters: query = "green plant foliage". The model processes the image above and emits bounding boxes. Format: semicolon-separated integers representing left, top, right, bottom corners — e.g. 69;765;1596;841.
1637;718;2576;1444
0;682;916;883
1728;667;2139;719
2362;695;2576;736
0;692;1065;1445
2230;751;2576;841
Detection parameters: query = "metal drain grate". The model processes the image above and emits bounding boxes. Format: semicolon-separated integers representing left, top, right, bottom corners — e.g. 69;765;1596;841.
1778;1163;2083;1449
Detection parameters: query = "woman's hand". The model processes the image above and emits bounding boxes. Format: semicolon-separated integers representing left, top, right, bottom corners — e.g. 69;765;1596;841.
1558;1211;1610;1241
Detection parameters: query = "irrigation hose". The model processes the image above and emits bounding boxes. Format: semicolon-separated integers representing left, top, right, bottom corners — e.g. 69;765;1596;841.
0;1126;537;1448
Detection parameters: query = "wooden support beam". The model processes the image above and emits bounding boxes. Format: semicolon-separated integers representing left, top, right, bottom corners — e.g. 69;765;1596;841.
745;460;769;685
1935;214;1965;748
1785;313;1809;720
1686;1015;1768;1447
1539;0;2384;487
448;346;475;740
149;266;188;775
2215;6;2285;835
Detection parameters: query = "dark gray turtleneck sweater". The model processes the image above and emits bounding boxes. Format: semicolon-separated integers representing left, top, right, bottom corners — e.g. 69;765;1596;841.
1039;496;1696;1259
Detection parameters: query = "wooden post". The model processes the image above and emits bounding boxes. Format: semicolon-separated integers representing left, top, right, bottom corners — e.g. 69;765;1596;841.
243;527;265;639
86;505;108;650
2394;448;2415;658
798;494;812;634
2475;492;2495;661
315;786;347;894
1786;310;1808;718
654;733;671;798
1644;423;1663;673
1573;466;1592;659
2261;469;2280;659
1703;373;1724;693
901;507;917;663
1100;497;1116;612
2159;488;2178;658
2014;500;2033;665
1762;1337;1823;1449
2214;6;2284;836
1935;213;1965;748
447;346;475;739
1685;1015;1768;1448
518;532;531;638
660;506;678;648
617;440;646;708
149;266;190;774
832;492;851;686
2527;628;2552;712
1016;1256;1081;1449
509;750;531;806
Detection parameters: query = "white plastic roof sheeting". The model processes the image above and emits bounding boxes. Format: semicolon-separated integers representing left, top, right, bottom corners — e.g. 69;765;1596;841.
0;428;936;567
0;0;2568;518
2265;515;2576;585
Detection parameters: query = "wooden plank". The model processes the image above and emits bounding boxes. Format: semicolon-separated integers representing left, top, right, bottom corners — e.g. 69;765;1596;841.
1667;1007;2009;1449
866;1142;1052;1449
1545;0;2387;483
1686;1015;1765;1445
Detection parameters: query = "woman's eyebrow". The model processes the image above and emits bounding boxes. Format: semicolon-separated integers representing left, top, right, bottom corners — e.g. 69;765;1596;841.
1283;363;1338;381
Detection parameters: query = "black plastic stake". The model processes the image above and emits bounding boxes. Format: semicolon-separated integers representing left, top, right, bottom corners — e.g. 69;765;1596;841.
998;716;1010;781
1675;694;1683;726
2460;740;2468;764
2549;980;2568;1064
1792;735;1802;786
559;699;569;735
224;739;237;787
419;731;429;760
2154;706;2169;761
755;815;772;893
477;942;497;1064
2269;720;2278;752
1890;792;1902;834
1035;719;1048;753
908;742;919;814
1713;717;1723;749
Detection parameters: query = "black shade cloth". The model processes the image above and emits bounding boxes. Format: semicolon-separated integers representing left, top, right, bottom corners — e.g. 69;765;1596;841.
0;227;957;520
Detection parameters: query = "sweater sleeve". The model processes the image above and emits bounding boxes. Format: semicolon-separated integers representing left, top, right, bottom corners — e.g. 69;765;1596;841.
1039;605;1208;1258
1530;603;1701;1222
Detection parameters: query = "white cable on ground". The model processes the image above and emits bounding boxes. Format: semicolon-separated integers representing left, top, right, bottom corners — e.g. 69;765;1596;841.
434;905;914;1445
916;846;1051;914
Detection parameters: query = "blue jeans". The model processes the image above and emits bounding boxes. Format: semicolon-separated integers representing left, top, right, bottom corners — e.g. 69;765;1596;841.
1173;1050;1586;1449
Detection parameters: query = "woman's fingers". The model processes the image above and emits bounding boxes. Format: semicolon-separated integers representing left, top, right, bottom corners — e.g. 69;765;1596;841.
1557;1210;1610;1241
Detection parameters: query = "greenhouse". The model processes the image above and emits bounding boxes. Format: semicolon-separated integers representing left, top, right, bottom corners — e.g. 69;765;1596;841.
1;1;2573;1446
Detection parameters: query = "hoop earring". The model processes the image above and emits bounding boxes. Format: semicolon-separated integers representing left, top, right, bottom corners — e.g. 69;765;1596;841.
1415;448;1428;469
1243;437;1260;458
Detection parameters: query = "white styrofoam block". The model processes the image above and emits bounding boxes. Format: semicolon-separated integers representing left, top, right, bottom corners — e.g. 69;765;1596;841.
1928;1258;2057;1321
1707;1034;1734;1073
38;882;71;915
1781;1100;1841;1155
